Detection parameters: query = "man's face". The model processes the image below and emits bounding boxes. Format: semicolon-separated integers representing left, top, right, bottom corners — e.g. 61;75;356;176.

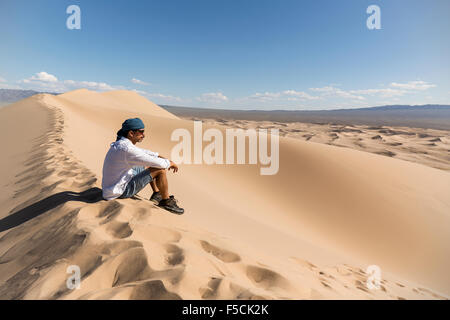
129;129;145;144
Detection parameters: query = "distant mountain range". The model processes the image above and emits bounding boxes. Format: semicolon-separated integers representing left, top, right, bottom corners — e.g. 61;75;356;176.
161;104;450;113
162;104;450;130
1;89;449;129
0;89;59;105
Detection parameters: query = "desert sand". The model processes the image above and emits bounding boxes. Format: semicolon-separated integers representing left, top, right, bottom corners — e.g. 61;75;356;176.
186;118;450;171
0;89;449;300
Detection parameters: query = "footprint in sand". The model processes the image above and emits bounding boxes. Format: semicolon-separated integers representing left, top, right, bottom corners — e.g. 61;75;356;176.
417;287;448;300
228;281;266;300
15;168;55;185
129;280;181;300
334;264;353;276
111;247;152;287
57;170;80;178
145;265;186;286
199;277;222;299
290;258;336;290
97;201;123;223
245;265;289;290
354;280;370;293
106;221;133;239
73;177;97;189
101;240;143;256
133;207;151;221
41;180;65;192
199;240;240;263
164;244;184;266
290;257;318;271
320;281;333;289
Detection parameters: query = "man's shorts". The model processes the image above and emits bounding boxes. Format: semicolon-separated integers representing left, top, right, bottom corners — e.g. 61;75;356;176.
119;166;153;199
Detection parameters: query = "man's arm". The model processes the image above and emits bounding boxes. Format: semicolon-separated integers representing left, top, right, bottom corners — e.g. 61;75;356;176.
157;155;178;172
129;146;179;172
138;144;168;159
126;145;170;169
142;149;159;158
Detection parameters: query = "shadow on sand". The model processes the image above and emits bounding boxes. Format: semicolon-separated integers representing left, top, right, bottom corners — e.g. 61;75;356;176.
0;187;104;232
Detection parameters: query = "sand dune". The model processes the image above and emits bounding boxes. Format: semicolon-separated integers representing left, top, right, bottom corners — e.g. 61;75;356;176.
0;89;449;300
191;118;450;171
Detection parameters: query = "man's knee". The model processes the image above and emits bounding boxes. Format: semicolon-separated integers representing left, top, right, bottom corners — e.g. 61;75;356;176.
150;167;166;179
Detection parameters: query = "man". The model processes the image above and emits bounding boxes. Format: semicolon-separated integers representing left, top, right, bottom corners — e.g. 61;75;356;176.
101;118;184;214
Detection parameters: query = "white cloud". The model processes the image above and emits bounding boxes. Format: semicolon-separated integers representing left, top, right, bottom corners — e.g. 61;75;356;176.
390;80;436;91
24;71;58;83
282;90;319;100
17;71;121;93
344;81;437;99
147;93;182;102
303;80;439;108
309;86;335;93
133;89;183;103
250;90;319;101
0;77;6;83
197;92;228;103
11;72;441;110
63;80;116;91
309;81;436;101
131;78;150;86
349;88;405;98
250;92;281;100
131;89;148;95
309;86;365;101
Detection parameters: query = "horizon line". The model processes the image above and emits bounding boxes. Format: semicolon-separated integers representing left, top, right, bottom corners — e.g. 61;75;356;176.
1;88;449;113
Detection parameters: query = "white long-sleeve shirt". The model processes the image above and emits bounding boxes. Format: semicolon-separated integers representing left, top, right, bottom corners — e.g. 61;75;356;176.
102;137;170;200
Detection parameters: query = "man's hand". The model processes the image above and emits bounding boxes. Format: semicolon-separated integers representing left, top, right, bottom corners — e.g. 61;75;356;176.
168;160;179;173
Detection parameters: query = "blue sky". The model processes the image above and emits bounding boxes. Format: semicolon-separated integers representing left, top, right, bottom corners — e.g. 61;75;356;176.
1;0;449;110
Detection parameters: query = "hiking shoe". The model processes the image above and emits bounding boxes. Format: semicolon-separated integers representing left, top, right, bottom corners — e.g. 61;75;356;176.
150;192;175;204
150;191;162;204
158;197;184;215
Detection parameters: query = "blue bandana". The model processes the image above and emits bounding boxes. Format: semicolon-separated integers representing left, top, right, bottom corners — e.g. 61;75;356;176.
116;118;145;140
121;118;145;131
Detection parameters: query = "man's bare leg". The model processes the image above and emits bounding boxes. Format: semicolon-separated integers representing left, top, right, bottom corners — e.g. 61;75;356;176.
146;166;162;193
148;168;169;199
149;180;159;193
147;167;184;214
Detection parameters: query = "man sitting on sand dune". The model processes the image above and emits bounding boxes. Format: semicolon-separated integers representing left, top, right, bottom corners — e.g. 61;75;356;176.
101;118;184;214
